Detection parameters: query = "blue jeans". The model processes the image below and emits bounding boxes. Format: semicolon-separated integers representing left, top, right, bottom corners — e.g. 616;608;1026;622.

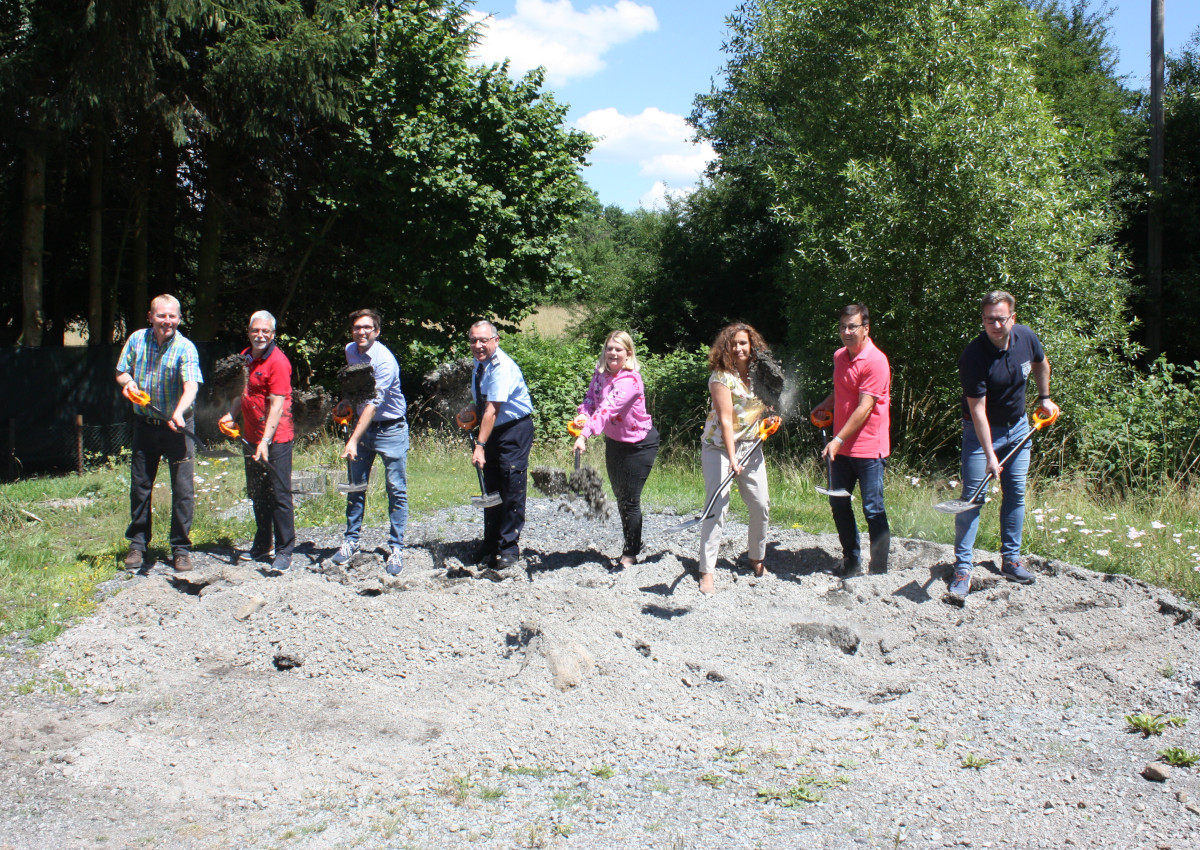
345;420;409;549
954;417;1031;570
829;455;890;570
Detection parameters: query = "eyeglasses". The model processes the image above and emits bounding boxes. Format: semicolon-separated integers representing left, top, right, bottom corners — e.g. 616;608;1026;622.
250;329;273;337
468;336;497;344
983;315;1013;327
839;324;864;333
352;324;376;333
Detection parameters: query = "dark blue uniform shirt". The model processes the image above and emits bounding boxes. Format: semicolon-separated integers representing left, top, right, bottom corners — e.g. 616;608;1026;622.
958;323;1045;425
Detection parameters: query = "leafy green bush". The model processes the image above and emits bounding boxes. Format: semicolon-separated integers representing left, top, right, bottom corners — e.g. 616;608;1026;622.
1076;358;1200;491
503;333;710;448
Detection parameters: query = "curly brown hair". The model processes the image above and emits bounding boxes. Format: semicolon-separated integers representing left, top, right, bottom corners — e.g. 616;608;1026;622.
708;322;768;374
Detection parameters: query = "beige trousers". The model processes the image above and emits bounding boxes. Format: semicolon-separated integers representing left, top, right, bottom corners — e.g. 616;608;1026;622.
698;441;770;574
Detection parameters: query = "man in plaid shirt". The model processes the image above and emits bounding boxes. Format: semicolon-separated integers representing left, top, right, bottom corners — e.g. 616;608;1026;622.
115;294;204;571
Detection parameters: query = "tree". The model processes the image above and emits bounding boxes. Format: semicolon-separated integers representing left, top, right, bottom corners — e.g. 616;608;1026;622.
693;0;1134;450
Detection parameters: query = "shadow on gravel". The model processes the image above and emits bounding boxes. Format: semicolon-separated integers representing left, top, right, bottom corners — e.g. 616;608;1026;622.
762;542;842;584
524;548;607;576
641;603;691;620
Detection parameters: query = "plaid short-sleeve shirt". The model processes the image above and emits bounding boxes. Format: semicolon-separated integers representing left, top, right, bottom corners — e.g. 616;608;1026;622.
116;328;204;417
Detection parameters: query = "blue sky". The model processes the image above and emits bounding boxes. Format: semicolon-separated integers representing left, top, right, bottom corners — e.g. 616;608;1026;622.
468;1;1200;211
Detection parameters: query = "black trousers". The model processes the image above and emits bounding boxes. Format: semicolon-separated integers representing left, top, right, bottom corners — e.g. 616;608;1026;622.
482;415;534;559
126;417;195;553
605;426;659;559
243;440;296;556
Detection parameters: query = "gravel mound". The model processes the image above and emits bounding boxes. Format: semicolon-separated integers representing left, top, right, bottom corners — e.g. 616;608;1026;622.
3;500;1199;849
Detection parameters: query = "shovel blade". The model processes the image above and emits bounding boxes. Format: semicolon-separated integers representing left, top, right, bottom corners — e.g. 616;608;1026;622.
815;486;853;499
933;498;980;514
471;493;502;508
664;516;703;534
336;481;371;494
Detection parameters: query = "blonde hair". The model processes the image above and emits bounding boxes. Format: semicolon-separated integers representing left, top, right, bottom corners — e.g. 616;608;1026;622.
596;330;640;374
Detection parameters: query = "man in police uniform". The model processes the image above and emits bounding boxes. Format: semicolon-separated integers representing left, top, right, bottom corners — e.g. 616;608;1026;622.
459;320;534;569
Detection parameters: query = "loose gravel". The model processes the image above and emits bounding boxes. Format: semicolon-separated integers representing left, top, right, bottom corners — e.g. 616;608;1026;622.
3;497;1200;849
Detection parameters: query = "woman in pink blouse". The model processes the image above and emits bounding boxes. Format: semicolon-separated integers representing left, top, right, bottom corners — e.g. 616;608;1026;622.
572;331;660;567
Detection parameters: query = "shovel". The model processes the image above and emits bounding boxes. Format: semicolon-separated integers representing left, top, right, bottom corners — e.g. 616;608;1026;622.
456;409;502;509
934;408;1058;514
331;404;371;494
810;410;852;498
124;386;240;459
666;415;782;534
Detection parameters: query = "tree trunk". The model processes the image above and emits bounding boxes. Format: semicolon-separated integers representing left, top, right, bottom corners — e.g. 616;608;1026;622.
132;123;151;313
21;101;48;348
87;126;106;344
193;138;228;341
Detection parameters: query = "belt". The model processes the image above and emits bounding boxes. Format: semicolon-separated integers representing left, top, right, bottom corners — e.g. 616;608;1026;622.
369;417;405;428
493;414;531;432
140;416;169;427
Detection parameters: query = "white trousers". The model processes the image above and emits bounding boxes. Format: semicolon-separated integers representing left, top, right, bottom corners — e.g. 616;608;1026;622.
698;441;770;574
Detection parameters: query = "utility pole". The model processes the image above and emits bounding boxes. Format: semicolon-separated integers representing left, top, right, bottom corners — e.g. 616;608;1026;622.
1146;0;1164;361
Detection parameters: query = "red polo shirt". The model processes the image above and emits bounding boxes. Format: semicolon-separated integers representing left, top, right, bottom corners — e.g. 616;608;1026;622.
833;337;891;458
241;343;294;443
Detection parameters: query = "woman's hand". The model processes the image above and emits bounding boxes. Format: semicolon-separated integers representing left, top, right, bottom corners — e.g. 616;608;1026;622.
573;435;586;456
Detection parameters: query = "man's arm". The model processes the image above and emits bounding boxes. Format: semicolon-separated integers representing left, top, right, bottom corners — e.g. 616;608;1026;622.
255;394;286;462
823;393;876;460
966;395;1001;479
169;380;199;431
342;402;377;461
1031;358;1060;418
472;401;502;469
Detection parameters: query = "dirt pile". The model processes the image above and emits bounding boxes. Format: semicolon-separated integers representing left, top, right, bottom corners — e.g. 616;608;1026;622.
2;504;1199;849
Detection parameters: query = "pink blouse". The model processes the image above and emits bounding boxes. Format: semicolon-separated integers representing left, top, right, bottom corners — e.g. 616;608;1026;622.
576;368;654;443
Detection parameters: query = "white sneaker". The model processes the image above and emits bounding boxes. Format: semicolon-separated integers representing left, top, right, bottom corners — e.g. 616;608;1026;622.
386;547;404;576
331;540;359;566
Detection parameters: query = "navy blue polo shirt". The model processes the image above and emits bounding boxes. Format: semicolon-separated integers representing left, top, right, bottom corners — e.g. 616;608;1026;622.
958;324;1045;425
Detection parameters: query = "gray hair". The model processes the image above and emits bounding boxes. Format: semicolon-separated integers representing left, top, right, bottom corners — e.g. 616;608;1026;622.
470;320;498;338
249;310;277;331
981;291;1015;312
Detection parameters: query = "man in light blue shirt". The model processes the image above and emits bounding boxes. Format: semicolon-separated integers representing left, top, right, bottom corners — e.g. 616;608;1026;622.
331;309;409;576
459;320;534;569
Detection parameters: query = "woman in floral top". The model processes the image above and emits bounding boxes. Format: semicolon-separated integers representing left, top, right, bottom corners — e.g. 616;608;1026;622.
573;331;660;567
698;322;771;595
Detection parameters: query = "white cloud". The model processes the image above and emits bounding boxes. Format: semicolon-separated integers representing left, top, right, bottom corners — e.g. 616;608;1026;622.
468;0;658;86
576;107;716;205
639;181;693;210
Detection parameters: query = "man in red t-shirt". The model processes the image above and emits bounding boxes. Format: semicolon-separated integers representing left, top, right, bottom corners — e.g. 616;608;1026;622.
219;310;295;571
811;303;892;575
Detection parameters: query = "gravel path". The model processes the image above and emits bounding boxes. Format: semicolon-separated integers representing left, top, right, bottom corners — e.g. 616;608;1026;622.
2;494;1199;849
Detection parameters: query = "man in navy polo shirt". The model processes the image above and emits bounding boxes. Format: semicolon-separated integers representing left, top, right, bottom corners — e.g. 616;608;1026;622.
331;309;409;576
949;291;1060;601
458;320;534;570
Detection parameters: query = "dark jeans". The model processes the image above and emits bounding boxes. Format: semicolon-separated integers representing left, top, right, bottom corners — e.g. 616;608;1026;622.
126;417;195;553
829;455;890;571
605;426;659;559
482;416;534;559
243;440;295;556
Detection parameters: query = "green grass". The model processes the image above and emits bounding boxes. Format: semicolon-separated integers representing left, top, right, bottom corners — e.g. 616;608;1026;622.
3;430;1200;644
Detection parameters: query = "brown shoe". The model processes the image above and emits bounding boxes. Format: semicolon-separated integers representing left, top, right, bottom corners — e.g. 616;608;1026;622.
173;550;193;572
123;549;144;569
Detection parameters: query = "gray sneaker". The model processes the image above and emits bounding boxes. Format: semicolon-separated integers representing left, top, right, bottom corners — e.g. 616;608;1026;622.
331;540;359;566
1001;559;1035;585
386;547;404;576
271;553;292;572
948;568;972;600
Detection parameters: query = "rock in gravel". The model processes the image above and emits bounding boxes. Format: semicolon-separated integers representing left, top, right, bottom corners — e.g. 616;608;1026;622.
542;640;594;691
791;622;861;655
233;596;267;621
1142;763;1171;782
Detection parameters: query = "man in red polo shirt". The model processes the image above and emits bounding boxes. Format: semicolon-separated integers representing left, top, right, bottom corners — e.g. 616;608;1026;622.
811;303;892;575
219;310;295;571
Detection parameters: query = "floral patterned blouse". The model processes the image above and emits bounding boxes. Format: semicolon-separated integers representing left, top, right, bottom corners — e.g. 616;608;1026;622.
701;370;765;447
